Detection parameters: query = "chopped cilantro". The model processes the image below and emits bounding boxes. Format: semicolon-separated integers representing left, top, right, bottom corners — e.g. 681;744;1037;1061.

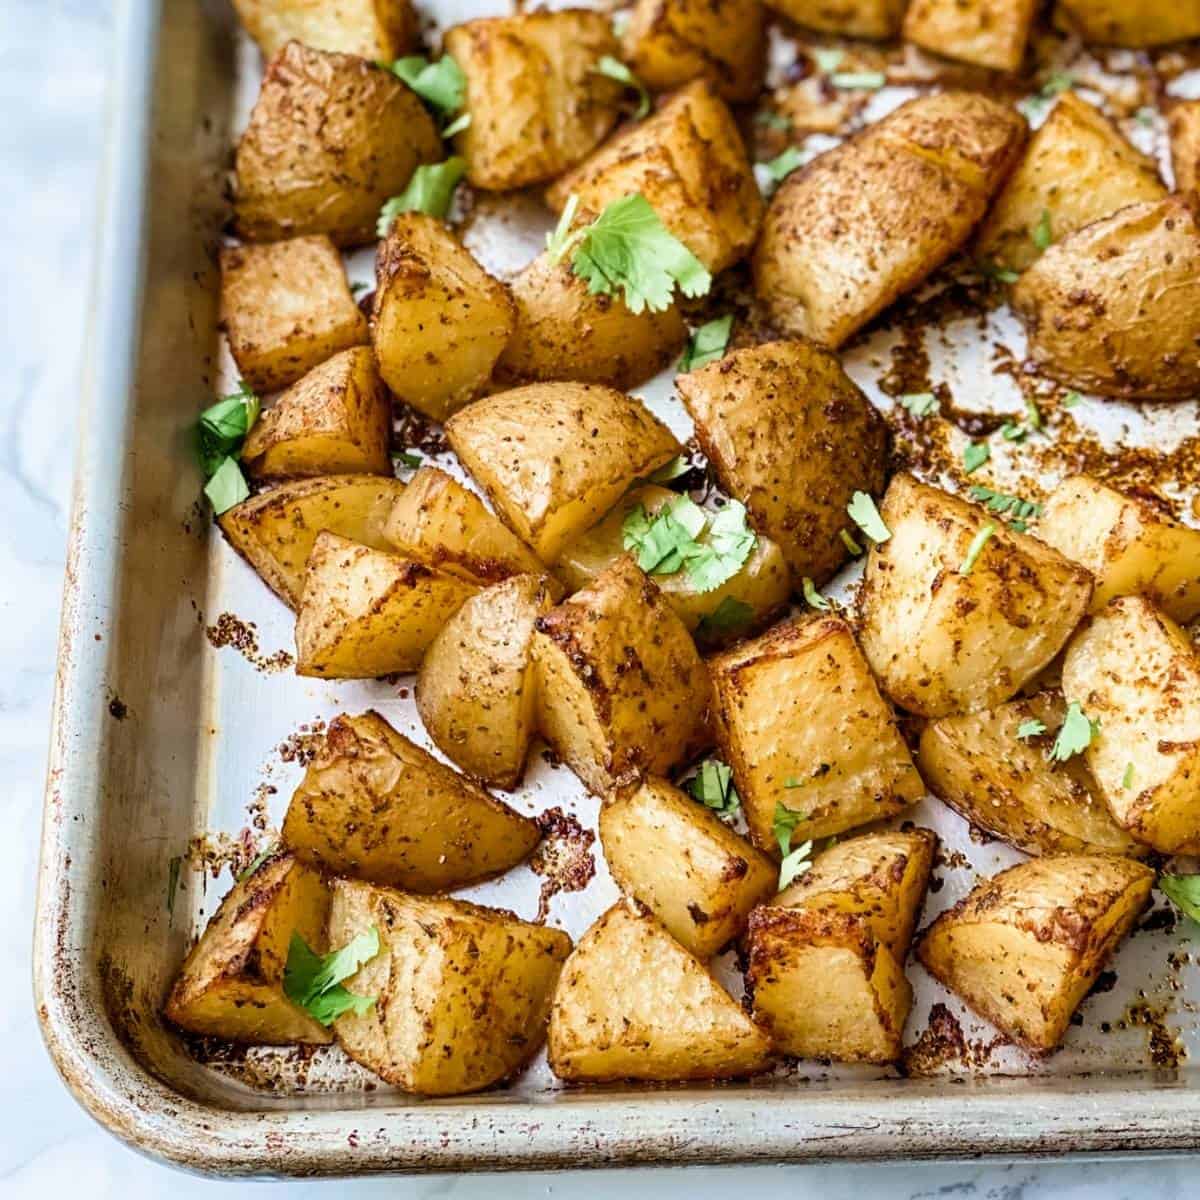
442;111;471;137
1159;874;1200;924
812;47;845;72
847;491;890;544
688;760;740;815
778;840;814;890
831;70;885;90
236;845;275;883
696;595;755;639
764;146;806;183
1122;762;1135;790
1136;106;1156;128
204;456;250;514
959;522;996;575
386;55;466;118
196;382;259;477
978;260;1020;284
773;801;805;856
621;497;756;592
1025;397;1044;431
1041;71;1074;98
1000;421;1027;442
283;928;380;1027
377;157;465;233
1063;391;1083;407
680;315;733;372
1033;208;1053;252
648;454;692;483
968;485;1042;527
802;577;829;610
594;56;650;119
1016;718;1047;740
900;392;938;417
963;441;990;474
1050;701;1099;762
839;527;864;556
393;450;423;470
755;110;792;131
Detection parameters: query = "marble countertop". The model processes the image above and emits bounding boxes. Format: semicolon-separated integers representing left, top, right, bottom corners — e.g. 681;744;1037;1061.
4;0;1197;1194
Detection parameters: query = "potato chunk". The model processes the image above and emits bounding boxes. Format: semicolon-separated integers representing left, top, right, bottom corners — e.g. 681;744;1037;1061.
599;777;776;958
903;0;1037;71
1061;596;1200;853
444;383;680;563
241;347;392;480
547;80;764;274
1169;100;1200;215
711;615;924;852
281;710;539;890
219;237;368;394
754;91;1026;347
532;556;711;794
548;898;772;1081
329;881;571;1095
917;854;1153;1052
164;851;330;1044
859;475;1093;718
234;41;441;247
763;0;904;36
677;340;887;584
976;93;1165;274
1054;0;1200;47
231;0;416;63
371;213;515;422
444;10;623;190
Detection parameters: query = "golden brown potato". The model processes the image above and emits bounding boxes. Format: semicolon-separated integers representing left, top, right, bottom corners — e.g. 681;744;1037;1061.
917;854;1154;1053
1011;197;1200;400
241;347;392;480
219;236;368;394
918;693;1147;858
532;556;712;794
547;80;764;274
1054;0;1200;46
903;0;1037;71
764;0;904;36
281;710;539;890
234;41;441;247
548;898;772;1081
976;93;1165;274
444;11;623;190
294;532;477;677
164;851;331;1044
859;475;1093;718
416;575;554;789
599;776;776;958
711;615;925;853
754;91;1026;347
329;880;571;1095
371;213;515;423
444;383;680;563
1169;100;1200;215
1037;475;1200;623
1062;596;1200;853
231;0;416;61
220;475;405;609
677;340;887;585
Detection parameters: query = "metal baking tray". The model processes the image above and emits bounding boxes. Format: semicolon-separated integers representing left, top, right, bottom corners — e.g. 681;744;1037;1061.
35;0;1200;1177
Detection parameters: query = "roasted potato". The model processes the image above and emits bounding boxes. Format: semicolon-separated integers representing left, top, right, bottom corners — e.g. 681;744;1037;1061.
859;475;1093;718
371;213;515;422
294;532;477;677
219;236;368;394
917;854;1154;1053
444;10;623;190
444;383;680;563
1011;197;1200;401
763;0;904;36
547;80;764;274
547;898;772;1081
329;880;571;1095
1054;0;1200;47
281;710;539;889
241;347;392;480
677;339;888;584
1062;596;1200;853
164;851;331;1044
231;0;416;63
754;91;1026;346
234;41;441;246
903;0;1037;71
220;475;405;609
1169;100;1200;215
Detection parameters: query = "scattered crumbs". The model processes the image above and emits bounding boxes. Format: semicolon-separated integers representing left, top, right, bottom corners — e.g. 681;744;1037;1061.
900;1002;1008;1076
397;687;410;700
530;807;596;923
187;826;262;880
393;403;449;460
107;695;128;720
1117;995;1185;1068
249;782;277;832
278;721;328;767
934;845;971;872
206;612;293;673
966;823;998;846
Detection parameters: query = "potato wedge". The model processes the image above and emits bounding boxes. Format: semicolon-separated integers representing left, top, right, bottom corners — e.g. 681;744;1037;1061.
916;854;1154;1052
329;880;571;1094
764;0;904;36
281;710;539;890
903;0;1038;72
231;0;416;60
1169;100;1200;215
548;898;772;1081
1054;0;1200;47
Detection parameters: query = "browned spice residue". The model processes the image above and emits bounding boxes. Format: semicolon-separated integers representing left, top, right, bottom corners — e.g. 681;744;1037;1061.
206;612;293;673
530;807;596;923
901;1002;1007;1076
1118;997;1185;1068
278;720;328;767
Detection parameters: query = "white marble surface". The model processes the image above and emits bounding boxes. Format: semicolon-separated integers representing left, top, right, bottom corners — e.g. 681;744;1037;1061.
3;0;1199;1195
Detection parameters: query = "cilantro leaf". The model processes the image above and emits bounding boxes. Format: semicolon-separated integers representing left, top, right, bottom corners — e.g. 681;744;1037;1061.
696;595;754;639
594;56;650;119
648;454;692;483
978;260;1020;285
688;760;740;814
196;383;259;477
802;576;829;610
1063;390;1083;407
386;55;466;118
1016;718;1047;740
812;47;845;72
622;497;757;592
349;280;370;296
1041;71;1074;98
204;456;250;514
831;71;885;90
680;315;732;372
779;840;814;890
968;485;1042;528
442;111;471;137
773;802;805;856
959;522;996;575
765;146;806;183
1001;421;1027;443
1050;701;1099;762
236;845;275;883
393;450;423;470
839;528;864;556
900;392;938;417
685;501;756;592
283;928;380;1027
755;110;792;131
963;441;990;474
377;158;465;234
1159;874;1200;924
847;492;890;544
1122;762;1135;790
1033;208;1053;252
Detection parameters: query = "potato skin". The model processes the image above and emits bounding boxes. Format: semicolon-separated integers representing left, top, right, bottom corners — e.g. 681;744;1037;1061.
903;0;1038;72
1169;100;1200;216
764;0;904;36
231;0;416;61
234;41;441;247
1054;0;1200;47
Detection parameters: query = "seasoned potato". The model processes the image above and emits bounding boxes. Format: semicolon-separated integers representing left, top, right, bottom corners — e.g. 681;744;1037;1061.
281;710;539;890
164;851;330;1044
677;340;887;584
548;898;772;1081
859;475;1093;718
1037;475;1200;623
754;91;1026;346
599;777;776;958
976;93;1165;274
1011;197;1200;400
241;347;391;480
1169;100;1200;215
711;615;924;852
294;532;476;677
444;383;680;563
532;556;711;794
329;880;571;1095
903;0;1037;71
444;11;623;190
918;693;1147;858
917;854;1154;1052
371;214;515;423
219;236;368;394
1062;596;1200;853
547;80;764;274
234;41;441;246
231;0;416;62
1054;0;1200;47
220;475;405;610
764;0;904;36
621;0;765;102
416;575;554;789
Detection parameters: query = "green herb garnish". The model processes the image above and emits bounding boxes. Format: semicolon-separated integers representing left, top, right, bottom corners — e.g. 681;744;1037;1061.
283;928;380;1027
197;382;259;476
831;70;885;90
648;454;692;483
755;110;792;131
959;522;996;575
594;55;650;119
1159;874;1200;924
1033;208;1053;252
963;441;990;474
778;840;814;890
204;456;250;514
812;47;845;72
847;492;890;544
978;260;1020;284
688;760;740;815
696;595;755;639
393;450;423;470
1122;762;1135;790
968;485;1041;530
1063;391;1083;407
764;146;806;183
900;392;938;417
378;157;466;233
1016;718;1047;740
1050;701;1100;763
839;528;864;556
621;497;756;592
773;802;805;856
802;577;829;610
680;315;733;372
237;846;275;883
386;55;466;118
